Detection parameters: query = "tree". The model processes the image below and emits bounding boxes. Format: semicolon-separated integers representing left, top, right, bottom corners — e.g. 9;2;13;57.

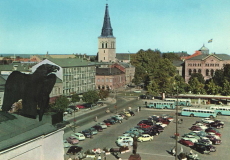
205;79;221;95
98;89;109;100
221;79;230;96
51;96;69;112
188;77;206;94
82;90;99;104
71;94;80;103
188;73;205;84
162;52;180;62
212;69;224;87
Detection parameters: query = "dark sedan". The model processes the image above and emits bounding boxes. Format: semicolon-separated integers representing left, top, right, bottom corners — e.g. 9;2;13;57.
67;146;83;155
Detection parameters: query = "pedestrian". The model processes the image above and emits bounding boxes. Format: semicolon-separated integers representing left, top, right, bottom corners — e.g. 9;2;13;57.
97;155;102;160
171;146;176;156
137;108;139;113
123;108;125;113
128;106;131;111
95;116;98;122
139;106;141;111
90;132;93;139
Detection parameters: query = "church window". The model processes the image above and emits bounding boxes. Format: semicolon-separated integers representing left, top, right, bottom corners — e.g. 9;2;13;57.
104;50;105;53
198;69;201;73
211;69;214;76
105;43;108;48
189;69;192;75
102;43;104;48
206;69;209;76
193;69;196;73
104;57;105;60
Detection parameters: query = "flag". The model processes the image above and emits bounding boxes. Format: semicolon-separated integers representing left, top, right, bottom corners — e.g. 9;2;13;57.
208;39;213;43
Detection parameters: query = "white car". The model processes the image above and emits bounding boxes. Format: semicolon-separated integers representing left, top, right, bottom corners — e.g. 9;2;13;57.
208;132;221;139
200;137;212;145
156;122;167;128
202;118;214;124
182;135;199;143
117;140;133;147
134;90;141;93
114;115;124;120
137;134;154;142
116;136;133;144
97;122;108;129
71;132;86;141
195;123;208;130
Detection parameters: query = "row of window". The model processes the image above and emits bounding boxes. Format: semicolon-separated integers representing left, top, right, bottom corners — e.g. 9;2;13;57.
187;63;220;67
183;109;214;113
63;66;95;73
188;69;215;76
101;42;115;49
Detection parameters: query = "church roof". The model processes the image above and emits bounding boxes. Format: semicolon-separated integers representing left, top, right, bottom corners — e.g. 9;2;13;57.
100;4;114;37
47;58;95;67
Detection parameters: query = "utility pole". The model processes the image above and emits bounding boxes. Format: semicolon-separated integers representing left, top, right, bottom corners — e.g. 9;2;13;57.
175;86;179;160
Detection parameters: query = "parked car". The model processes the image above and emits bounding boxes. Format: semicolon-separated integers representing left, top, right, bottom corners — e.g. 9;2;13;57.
138;123;152;129
178;139;194;147
129;111;135;116
137;134;154;142
116;136;133;143
143;129;160;136
156;122;167;128
192;143;216;153
88;127;98;134
198;137;213;145
205;127;221;137
66;136;79;145
202;118;214;124
189;126;203;131
134;90;141;93
66;146;83;155
97;122;108;129
63;140;72;148
156;118;171;125
206;135;221;145
76;105;85;109
71;132;86;141
194;123;208;130
103;120;113;126
207;122;224;129
182;135;199;143
92;125;103;132
124;112;131;117
138;120;153;126
116;140;133;147
105;118;116;124
81;129;91;138
151;125;164;132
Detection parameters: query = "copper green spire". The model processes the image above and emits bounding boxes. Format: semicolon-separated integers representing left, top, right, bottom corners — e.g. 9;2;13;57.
101;4;114;37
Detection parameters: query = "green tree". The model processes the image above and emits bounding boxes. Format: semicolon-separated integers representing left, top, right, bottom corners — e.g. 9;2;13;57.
221;79;230;96
162;52;180;62
98;89;109;100
188;73;205;84
71;93;80;103
147;80;159;96
82;90;99;104
51;96;69;112
205;79;221;95
212;69;224;87
188;77;206;94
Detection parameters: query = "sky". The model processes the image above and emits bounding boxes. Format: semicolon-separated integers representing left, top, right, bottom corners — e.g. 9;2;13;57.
0;0;230;55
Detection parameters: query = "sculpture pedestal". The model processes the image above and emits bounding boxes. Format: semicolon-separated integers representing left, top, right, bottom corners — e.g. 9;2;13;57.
128;154;141;160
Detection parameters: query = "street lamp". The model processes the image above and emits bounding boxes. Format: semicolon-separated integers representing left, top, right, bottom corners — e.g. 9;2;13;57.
175;86;179;160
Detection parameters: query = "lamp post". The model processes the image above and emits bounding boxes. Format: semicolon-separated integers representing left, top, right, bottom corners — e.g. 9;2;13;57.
175;86;179;160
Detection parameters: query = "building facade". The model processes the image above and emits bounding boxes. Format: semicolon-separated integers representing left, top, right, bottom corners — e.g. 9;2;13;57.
31;58;96;96
185;53;230;83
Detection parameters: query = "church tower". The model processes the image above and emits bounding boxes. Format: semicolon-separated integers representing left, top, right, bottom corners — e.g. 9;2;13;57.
98;4;116;62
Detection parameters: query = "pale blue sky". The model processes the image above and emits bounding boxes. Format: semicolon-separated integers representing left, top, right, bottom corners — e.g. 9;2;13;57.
0;0;230;55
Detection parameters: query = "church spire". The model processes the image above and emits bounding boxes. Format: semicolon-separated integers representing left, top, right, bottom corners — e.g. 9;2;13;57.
101;4;113;37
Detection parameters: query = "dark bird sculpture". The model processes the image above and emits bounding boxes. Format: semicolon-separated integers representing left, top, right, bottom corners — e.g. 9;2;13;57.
1;64;60;121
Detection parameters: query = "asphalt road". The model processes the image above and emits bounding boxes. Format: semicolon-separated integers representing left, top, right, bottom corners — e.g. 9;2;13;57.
63;96;229;160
